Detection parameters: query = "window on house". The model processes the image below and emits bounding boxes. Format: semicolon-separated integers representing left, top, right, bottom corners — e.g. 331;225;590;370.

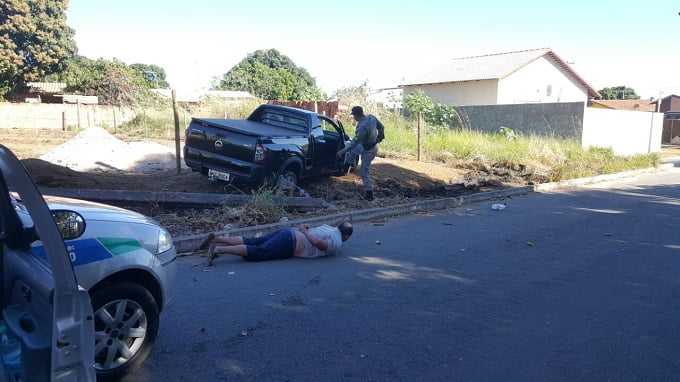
547;85;553;97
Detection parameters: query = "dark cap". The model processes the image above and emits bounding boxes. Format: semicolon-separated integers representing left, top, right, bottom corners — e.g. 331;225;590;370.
350;106;364;116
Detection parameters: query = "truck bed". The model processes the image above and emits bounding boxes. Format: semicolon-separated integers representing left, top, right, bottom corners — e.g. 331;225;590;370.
192;118;307;138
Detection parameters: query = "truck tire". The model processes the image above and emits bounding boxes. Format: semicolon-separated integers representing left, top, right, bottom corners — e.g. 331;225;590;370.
276;170;298;188
338;155;359;176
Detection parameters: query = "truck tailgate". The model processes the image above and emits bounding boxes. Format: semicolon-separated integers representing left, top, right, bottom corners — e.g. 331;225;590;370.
184;119;262;176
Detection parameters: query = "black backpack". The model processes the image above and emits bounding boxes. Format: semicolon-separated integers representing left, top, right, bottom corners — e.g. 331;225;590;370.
376;120;385;143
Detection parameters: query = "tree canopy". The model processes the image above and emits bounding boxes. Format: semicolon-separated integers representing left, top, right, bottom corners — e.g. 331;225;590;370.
0;0;76;99
50;56;152;106
598;86;640;100
212;49;326;101
130;63;170;89
404;89;460;130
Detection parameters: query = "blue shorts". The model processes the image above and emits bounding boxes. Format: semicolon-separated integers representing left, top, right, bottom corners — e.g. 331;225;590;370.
243;229;297;261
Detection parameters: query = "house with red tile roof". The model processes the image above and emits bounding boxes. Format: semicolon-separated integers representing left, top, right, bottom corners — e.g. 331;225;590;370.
589;99;656;112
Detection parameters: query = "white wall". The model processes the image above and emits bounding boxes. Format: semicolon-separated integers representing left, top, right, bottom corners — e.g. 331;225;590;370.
498;56;589;104
403;80;498;106
0;103;133;130
582;108;663;155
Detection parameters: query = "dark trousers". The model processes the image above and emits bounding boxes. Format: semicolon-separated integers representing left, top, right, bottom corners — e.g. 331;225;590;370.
243;229;297;261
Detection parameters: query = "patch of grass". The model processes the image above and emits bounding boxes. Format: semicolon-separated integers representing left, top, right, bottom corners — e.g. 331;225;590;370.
376;115;659;182
115;98;264;140
116;106;179;140
236;186;287;226
146;188;291;236
191;97;262;119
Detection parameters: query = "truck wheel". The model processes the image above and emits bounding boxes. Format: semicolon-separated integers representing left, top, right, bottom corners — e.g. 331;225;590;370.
338;155;359;176
91;281;159;381
276;170;298;187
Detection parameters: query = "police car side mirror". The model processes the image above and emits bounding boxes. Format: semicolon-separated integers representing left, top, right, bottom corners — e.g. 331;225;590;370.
51;210;86;240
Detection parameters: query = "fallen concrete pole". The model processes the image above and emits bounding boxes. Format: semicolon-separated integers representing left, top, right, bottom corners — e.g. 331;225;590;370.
39;187;330;210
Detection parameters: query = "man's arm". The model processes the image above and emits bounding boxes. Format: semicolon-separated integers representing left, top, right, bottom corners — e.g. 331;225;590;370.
338;121;367;156
375;118;385;142
376;118;385;130
298;224;328;250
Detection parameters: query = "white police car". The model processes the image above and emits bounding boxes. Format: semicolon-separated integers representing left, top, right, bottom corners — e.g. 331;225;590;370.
16;193;177;380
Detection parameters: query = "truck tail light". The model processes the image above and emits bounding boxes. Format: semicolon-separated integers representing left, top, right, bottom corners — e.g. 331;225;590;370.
254;144;266;164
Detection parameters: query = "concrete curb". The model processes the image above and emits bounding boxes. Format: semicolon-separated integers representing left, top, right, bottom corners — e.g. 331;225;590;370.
174;163;675;254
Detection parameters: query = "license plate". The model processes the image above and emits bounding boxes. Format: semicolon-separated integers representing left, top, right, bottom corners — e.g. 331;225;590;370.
208;168;230;181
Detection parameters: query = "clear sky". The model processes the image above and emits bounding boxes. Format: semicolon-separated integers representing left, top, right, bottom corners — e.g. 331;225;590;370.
66;0;680;100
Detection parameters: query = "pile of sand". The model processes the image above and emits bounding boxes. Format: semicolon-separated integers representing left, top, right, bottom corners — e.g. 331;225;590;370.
40;126;183;173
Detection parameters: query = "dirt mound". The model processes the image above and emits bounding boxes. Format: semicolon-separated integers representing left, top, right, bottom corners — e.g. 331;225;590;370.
22;158;229;194
22;158;108;189
39;126;182;173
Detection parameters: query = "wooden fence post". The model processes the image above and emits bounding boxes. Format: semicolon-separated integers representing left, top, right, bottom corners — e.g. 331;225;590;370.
76;100;81;130
62;111;66;131
172;89;182;174
417;112;422;161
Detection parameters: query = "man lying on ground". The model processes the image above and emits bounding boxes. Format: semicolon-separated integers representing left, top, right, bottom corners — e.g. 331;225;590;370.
199;222;354;266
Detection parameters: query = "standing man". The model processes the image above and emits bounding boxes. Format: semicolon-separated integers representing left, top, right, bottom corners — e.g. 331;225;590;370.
337;106;384;201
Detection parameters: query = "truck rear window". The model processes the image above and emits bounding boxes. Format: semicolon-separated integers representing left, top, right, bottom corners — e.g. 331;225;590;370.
257;111;307;132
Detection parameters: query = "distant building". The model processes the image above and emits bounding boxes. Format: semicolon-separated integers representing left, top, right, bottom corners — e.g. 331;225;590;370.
27;82;66;93
151;89;255;104
401;48;600;106
202;90;255;100
589;99;656;112
654;94;680;113
367;87;403;109
15;82;97;105
653;95;680;143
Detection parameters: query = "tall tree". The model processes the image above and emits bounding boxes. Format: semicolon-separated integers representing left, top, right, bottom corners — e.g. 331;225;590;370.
56;56;150;106
0;0;76;98
130;63;170;89
598;86;640;100
213;49;326;101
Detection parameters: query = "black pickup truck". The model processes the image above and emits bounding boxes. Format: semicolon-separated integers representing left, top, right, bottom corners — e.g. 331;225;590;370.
183;104;355;187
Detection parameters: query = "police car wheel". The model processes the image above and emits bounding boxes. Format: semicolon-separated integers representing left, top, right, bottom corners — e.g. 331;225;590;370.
91;281;159;381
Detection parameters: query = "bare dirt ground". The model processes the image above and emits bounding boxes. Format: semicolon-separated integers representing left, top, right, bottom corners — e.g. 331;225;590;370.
3;128;526;237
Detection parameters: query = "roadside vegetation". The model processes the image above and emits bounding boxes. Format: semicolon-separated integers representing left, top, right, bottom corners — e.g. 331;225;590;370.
122;98;658;234
115;94;658;187
350;90;657;184
369;115;658;183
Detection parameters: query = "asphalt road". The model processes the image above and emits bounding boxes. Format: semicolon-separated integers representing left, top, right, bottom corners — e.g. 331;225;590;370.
123;167;680;381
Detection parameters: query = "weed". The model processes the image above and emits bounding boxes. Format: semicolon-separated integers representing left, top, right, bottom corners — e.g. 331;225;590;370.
237;187;287;226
